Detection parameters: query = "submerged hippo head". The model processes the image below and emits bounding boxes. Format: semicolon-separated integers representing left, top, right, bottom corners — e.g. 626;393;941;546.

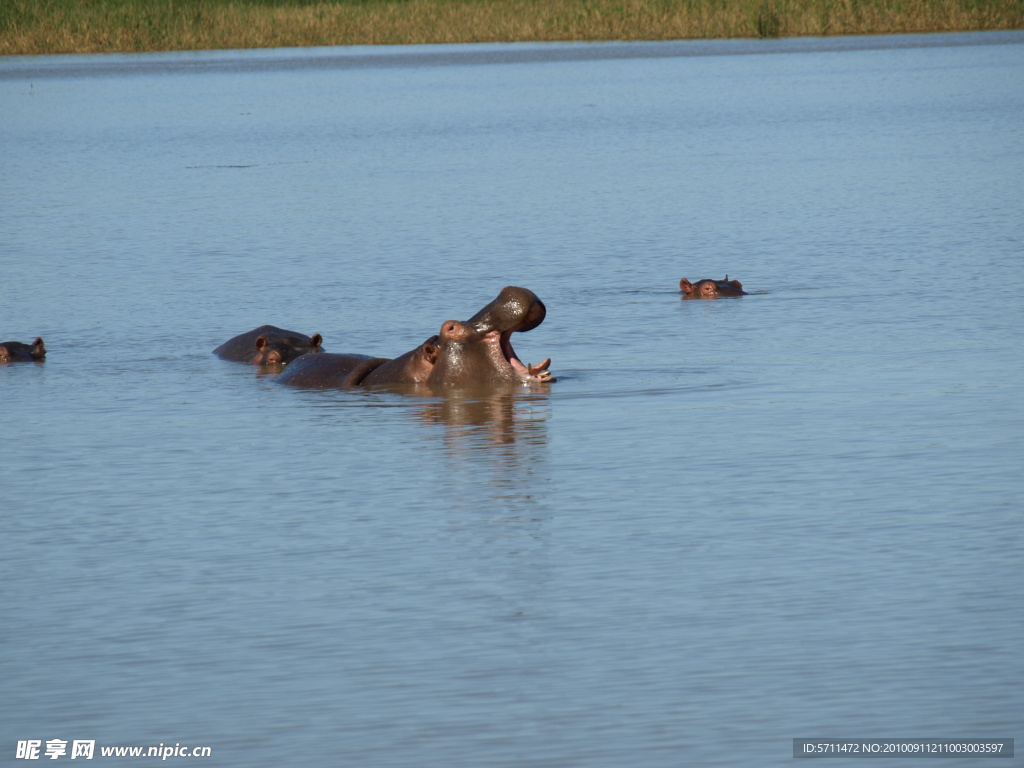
213;325;323;366
251;331;323;366
679;276;747;298
0;337;46;362
424;286;554;387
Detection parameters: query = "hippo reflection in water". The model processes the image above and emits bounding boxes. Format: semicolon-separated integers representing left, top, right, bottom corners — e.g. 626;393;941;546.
278;286;554;389
0;337;46;362
679;276;747;298
213;325;324;366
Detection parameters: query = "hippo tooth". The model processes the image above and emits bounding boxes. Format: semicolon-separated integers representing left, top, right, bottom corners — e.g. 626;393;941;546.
528;358;552;375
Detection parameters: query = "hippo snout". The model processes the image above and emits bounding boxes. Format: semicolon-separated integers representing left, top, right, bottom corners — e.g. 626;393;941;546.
466;286;545;335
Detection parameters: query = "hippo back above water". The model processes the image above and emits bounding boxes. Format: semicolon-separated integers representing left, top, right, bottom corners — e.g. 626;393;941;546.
0;337;46;362
278;286;554;391
679;276;747;298
213;325;323;366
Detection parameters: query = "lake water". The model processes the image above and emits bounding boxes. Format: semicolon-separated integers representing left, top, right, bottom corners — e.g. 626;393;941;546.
2;31;1022;766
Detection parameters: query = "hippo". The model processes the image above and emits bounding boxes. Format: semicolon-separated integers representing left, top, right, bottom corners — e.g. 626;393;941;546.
679;276;747;298
0;337;46;362
213;325;323;366
278;286;554;390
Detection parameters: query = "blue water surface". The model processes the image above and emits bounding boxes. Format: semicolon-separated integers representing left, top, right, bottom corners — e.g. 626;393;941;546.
1;32;1022;767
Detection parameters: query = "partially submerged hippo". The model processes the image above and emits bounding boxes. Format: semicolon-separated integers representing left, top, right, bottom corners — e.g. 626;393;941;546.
213;325;323;366
278;286;554;390
679;276;747;298
0;337;46;362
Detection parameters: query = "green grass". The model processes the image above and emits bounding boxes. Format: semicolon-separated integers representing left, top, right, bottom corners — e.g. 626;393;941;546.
1;0;1021;55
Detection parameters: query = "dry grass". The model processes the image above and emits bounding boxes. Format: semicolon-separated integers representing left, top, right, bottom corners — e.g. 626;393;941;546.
1;0;1021;55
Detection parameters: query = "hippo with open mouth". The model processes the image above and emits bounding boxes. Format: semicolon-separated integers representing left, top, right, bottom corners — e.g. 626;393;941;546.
679;276;747;298
277;286;554;389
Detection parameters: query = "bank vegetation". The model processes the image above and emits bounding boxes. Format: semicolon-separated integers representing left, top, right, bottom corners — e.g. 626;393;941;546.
2;0;1021;55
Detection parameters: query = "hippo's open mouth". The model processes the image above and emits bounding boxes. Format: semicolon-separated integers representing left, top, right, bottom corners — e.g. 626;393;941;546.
465;286;555;385
493;330;554;383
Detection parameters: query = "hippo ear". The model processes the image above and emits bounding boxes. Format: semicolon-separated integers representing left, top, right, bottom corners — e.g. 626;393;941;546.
255;336;268;351
679;278;694;294
309;333;323;349
31;338;46;358
729;279;743;289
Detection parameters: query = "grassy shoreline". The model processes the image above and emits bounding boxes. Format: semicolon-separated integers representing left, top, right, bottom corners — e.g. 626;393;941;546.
2;0;1021;56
